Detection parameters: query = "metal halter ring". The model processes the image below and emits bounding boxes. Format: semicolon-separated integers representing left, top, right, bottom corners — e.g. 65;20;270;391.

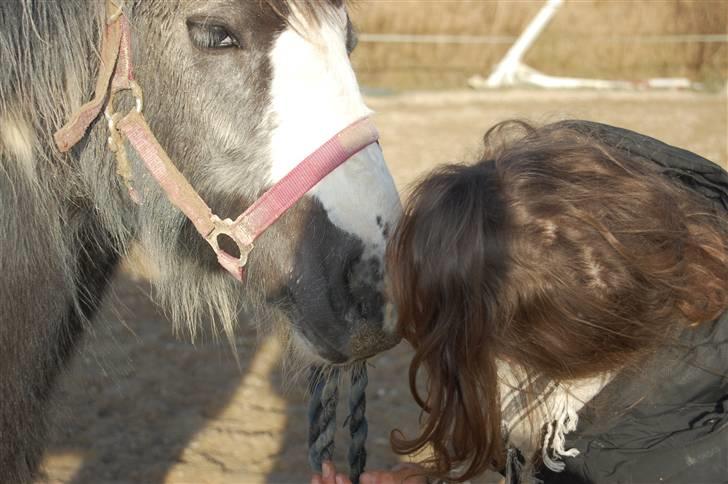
103;80;144;200
105;80;143;122
104;81;143;146
205;215;255;268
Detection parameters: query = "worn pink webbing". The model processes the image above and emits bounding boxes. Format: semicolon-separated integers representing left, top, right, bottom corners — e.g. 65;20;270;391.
117;112;216;237
54;0;127;152
237;118;378;239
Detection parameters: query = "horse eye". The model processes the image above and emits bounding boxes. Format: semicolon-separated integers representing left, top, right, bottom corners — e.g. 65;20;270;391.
187;21;240;50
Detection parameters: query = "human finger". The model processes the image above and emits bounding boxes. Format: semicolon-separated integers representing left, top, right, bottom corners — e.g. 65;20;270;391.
335;473;353;484
321;461;338;484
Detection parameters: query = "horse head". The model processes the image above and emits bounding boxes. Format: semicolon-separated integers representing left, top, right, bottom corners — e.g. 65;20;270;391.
106;0;402;364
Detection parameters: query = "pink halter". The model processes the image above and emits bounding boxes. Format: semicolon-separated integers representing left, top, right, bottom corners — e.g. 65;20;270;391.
54;0;379;281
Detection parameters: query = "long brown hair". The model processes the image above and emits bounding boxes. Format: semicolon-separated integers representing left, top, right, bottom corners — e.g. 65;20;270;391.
387;120;728;481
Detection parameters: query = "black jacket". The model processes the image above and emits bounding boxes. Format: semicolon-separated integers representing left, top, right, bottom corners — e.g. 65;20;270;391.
536;121;728;484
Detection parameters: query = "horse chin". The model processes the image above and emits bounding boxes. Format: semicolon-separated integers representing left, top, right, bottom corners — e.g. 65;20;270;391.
347;311;402;359
290;330;350;366
284;307;401;367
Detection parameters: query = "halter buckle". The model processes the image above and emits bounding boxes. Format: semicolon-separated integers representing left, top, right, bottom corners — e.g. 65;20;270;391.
205;216;255;272
104;81;144;203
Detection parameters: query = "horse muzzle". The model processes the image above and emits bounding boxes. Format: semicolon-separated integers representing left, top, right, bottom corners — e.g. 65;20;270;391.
285;219;401;364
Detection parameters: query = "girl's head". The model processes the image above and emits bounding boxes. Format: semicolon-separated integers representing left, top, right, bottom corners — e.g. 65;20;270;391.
387;120;728;481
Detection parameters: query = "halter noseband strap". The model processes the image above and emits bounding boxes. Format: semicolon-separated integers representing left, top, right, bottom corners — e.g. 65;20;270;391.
54;0;379;281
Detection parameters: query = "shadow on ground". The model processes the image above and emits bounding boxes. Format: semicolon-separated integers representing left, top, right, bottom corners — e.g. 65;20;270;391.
43;270;421;483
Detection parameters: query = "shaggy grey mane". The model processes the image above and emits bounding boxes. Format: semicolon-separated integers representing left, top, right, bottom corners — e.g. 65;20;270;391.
1;1;126;326
1;0;238;345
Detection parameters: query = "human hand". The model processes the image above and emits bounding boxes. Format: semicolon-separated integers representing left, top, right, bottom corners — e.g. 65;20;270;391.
310;461;350;484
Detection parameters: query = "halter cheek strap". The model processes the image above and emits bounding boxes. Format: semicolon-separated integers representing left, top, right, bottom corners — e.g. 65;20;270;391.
54;0;379;281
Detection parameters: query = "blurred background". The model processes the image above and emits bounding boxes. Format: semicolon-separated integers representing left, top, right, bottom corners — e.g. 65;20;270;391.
43;2;726;484
350;0;727;90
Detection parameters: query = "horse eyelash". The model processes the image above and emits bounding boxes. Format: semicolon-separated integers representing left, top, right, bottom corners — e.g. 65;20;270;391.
186;22;240;50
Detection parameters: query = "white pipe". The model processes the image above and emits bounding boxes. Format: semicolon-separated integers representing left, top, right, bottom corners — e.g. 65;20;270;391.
486;0;564;87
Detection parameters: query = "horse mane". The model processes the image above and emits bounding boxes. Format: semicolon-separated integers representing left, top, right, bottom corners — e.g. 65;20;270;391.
263;0;347;26
0;1;125;339
0;0;101;143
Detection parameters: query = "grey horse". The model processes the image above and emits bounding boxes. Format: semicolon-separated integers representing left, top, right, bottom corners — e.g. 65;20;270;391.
0;1;401;481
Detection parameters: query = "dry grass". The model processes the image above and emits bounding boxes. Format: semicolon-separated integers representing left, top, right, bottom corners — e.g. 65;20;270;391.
349;0;728;90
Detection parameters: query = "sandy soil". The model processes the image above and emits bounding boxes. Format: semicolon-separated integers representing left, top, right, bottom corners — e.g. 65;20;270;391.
40;89;727;484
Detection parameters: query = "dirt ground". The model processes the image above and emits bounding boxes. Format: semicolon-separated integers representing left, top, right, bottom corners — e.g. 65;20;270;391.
41;89;727;484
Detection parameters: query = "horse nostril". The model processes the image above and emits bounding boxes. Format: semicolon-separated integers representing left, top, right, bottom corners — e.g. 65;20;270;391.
348;279;384;322
325;240;384;323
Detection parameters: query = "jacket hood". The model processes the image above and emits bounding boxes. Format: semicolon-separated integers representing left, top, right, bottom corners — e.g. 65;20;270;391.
559;120;728;212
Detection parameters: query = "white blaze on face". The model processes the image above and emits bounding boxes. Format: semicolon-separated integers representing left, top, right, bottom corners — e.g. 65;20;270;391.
267;5;401;257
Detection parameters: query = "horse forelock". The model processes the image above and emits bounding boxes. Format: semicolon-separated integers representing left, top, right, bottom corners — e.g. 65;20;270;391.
263;0;347;26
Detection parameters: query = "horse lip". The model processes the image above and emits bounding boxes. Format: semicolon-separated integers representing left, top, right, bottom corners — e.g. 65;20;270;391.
348;322;402;359
288;305;399;363
282;265;398;363
355;339;400;360
287;301;351;362
328;333;401;367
